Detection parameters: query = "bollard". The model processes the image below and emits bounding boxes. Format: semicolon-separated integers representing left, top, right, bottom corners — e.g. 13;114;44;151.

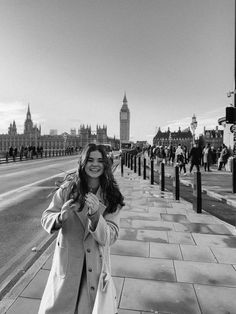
160;162;165;191
127;154;130;168
193;171;202;213
6;152;9;163
130;155;133;170
138;156;141;176
150;159;154;185
124;153;127;166
121;156;124;176
134;156;137;173
143;158;146;180
232;157;236;193
173;165;180;200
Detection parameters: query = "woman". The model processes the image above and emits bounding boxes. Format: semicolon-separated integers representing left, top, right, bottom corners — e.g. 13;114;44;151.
175;144;187;175
38;143;124;314
218;144;229;170
202;143;212;171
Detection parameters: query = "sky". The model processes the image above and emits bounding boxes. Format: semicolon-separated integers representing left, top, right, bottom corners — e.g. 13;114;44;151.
0;0;235;143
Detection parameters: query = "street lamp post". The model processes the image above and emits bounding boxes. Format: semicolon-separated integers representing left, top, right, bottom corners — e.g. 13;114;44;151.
63;133;67;155
190;114;198;145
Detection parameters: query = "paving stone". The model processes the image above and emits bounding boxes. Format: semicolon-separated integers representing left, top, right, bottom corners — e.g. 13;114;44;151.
120;278;201;314
194;284;236;314
124;205;149;212
192;233;236;248
166;208;188;215
118;310;141;314
119;228;138;241
120;218;174;231
20;269;49;299
173;222;233;235
160;214;188;223
180;245;217;263
5;297;40;314
119;228;168;243
186;213;220;224
210;247;236;264
111;239;150;257
111;255;176;282
168;231;195;245
120;211;161;219
174;260;236;286
136;230;168;243
150;243;182;260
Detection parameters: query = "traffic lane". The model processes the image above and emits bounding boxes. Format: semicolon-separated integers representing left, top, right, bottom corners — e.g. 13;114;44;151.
0;180;58;283
0;156;78;195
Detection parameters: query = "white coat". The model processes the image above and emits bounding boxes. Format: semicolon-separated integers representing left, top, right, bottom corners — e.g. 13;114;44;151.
38;185;120;314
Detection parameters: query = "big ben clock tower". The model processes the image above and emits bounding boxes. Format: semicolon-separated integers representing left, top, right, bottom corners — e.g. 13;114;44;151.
120;93;130;143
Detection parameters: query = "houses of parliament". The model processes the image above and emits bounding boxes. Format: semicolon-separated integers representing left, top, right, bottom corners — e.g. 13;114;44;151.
0;95;131;153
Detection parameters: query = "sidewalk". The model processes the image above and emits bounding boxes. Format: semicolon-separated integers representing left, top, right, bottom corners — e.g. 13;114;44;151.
154;161;236;208
1;165;236;313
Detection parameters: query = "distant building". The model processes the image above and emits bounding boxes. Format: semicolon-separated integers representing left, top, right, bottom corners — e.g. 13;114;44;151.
70;128;76;136
50;129;58;136
153;127;192;149
0;105;120;153
120;93;130;143
0;104;41;152
201;126;223;149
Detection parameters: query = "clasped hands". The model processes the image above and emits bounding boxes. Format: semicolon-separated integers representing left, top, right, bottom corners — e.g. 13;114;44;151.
59;192;99;223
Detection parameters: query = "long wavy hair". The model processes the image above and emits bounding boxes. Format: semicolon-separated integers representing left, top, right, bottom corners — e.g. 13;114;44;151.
62;143;124;214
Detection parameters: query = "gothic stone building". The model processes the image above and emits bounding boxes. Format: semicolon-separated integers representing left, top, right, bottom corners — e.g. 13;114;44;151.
153;127;193;149
0;106;119;153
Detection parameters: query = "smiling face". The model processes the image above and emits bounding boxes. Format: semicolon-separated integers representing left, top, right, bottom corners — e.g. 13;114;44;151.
84;150;105;179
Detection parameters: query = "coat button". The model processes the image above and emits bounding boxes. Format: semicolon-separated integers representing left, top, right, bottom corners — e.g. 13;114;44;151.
88;268;92;272
91;286;95;291
87;248;91;253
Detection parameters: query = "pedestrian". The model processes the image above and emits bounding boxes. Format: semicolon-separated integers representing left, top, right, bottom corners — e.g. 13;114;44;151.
218;144;229;170
189;143;201;173
202;143;212;171
38;143;124;314
175;144;187;175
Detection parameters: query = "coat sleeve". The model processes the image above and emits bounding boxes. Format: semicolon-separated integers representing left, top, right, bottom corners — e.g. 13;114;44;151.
88;205;121;246
41;187;65;234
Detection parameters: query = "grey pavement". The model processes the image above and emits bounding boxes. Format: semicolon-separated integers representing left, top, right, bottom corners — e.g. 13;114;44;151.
1;165;236;314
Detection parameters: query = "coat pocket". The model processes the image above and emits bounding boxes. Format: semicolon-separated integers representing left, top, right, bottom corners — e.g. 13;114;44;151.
54;245;68;279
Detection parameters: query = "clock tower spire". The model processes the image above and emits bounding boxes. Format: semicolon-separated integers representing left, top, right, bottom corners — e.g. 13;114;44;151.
120;92;130;143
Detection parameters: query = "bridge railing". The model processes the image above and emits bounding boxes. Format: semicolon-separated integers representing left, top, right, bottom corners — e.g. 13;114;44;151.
0;149;79;164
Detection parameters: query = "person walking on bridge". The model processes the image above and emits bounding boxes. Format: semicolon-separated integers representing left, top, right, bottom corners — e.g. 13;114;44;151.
189;143;201;173
38;143;124;314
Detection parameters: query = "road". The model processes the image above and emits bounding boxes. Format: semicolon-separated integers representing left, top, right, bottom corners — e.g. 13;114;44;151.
0;155;79;285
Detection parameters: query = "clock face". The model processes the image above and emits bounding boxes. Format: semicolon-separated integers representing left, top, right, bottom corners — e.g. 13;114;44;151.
121;111;128;119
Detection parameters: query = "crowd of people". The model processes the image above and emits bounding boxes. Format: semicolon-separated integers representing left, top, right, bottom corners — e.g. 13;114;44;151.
140;143;231;175
6;145;79;160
